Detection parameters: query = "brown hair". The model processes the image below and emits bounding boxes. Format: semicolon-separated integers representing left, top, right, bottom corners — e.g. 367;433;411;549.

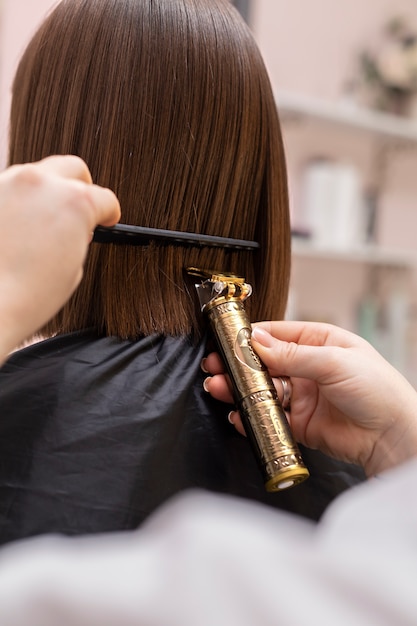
9;0;291;339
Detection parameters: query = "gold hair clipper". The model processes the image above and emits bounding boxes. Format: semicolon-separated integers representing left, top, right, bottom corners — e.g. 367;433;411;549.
188;268;309;491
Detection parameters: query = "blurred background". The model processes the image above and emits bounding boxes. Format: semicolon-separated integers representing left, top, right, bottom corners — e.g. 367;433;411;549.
2;0;417;384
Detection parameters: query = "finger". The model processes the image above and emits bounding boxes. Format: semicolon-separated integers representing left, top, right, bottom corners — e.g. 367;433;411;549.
253;320;364;349
228;411;246;437
88;184;121;227
203;374;233;404
36;156;121;225
251;326;349;383
36;155;94;184
202;352;225;375
204;368;291;408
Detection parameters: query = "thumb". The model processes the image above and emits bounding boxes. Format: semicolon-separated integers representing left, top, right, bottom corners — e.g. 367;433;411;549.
251;326;342;383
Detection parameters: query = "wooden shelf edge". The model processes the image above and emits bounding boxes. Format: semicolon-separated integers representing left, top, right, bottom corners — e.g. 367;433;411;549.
277;90;417;143
292;238;417;268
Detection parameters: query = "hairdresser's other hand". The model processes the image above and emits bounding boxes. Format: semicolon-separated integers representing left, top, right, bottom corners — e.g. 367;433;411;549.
0;155;120;361
204;321;417;478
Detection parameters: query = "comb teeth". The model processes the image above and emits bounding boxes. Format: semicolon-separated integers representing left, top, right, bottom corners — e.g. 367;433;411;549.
93;224;259;251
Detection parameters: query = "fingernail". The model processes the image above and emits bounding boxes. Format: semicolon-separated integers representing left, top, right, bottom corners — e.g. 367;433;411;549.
227;411;236;425
251;327;272;347
203;377;212;393
200;358;209;373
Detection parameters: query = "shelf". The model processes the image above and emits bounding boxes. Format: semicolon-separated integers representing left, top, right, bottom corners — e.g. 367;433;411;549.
292;237;417;268
276;90;417;144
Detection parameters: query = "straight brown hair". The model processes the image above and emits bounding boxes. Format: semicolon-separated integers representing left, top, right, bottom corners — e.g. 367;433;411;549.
9;0;291;339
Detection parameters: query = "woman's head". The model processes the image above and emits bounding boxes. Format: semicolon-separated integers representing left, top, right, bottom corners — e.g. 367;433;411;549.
9;0;290;338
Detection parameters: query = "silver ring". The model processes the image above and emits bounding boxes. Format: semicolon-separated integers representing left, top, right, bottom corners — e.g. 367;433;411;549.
278;376;292;410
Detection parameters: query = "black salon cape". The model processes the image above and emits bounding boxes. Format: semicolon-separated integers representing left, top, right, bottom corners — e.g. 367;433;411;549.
0;330;365;545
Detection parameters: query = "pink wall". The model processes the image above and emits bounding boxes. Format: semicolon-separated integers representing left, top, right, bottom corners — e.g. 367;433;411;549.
0;0;57;165
247;0;417;250
251;0;417;100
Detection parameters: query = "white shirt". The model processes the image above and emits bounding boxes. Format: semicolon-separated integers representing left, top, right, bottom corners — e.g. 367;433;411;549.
0;457;416;625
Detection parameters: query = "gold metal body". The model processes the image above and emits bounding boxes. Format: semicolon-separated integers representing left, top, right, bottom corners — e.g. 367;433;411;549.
188;268;309;491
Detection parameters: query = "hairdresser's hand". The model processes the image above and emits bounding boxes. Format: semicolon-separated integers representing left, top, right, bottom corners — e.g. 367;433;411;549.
0;155;120;362
203;321;417;478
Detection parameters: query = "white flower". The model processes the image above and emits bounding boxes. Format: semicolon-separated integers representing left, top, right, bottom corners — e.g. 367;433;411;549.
376;39;417;91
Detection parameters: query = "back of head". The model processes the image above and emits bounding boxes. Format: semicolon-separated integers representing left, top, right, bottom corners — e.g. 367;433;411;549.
9;0;290;339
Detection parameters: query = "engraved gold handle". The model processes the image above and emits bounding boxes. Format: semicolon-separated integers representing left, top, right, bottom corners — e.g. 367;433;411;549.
188;268;309;491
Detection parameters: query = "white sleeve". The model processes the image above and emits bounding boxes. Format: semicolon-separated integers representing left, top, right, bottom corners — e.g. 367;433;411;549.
0;458;416;626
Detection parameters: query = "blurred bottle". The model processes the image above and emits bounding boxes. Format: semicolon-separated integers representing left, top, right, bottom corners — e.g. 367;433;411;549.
301;158;367;250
